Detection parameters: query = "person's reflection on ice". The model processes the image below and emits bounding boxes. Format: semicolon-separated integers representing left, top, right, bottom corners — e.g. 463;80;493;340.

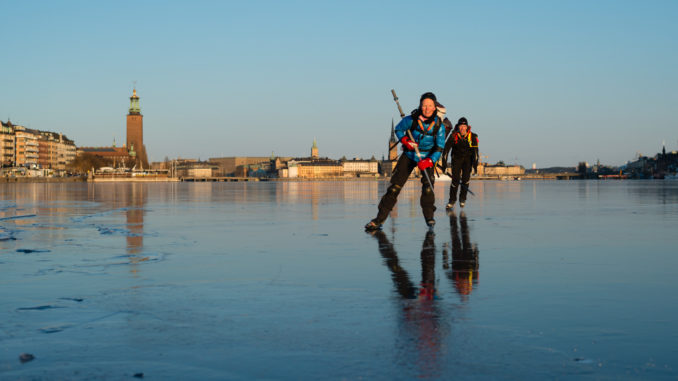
443;211;479;299
369;229;439;300
368;229;443;378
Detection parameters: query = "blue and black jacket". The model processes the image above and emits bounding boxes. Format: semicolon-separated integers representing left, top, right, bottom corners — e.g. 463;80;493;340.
395;115;446;163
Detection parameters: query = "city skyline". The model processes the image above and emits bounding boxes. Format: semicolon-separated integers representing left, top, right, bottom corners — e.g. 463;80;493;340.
1;1;677;167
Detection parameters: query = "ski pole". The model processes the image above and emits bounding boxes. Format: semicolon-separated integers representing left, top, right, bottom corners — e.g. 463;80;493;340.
391;89;406;118
461;183;475;196
388;90;405;153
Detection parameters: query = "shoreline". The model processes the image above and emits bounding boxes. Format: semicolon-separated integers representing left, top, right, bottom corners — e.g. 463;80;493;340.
0;174;644;183
1;177;87;183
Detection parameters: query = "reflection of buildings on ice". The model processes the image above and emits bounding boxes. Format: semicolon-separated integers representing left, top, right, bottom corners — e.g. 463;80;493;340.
125;184;146;257
86;183;148;271
0;183;78;246
0;183;148;266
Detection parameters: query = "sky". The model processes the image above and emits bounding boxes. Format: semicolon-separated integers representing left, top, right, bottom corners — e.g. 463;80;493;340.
1;0;676;168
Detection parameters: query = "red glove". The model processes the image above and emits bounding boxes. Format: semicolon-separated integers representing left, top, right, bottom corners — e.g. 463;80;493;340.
417;158;433;171
400;136;418;150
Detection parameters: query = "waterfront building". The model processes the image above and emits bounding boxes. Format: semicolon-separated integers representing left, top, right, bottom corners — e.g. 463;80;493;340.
0;121;15;167
342;158;379;176
478;162;525;177
175;161;214;178
279;161;299;178
209;156;282;177
0;120;76;171
272;140;344;178
14;126;39;168
77;145;132;168
624;144;678;178
37;131;76;170
296;159;343;178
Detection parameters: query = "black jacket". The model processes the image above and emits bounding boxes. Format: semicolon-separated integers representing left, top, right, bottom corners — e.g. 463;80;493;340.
442;128;479;169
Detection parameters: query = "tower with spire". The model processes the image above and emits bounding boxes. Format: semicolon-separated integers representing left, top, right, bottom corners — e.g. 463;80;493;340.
126;88;148;168
389;118;398;161
311;138;318;159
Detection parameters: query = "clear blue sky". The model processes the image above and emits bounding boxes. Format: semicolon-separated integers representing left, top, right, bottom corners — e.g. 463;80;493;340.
2;0;676;167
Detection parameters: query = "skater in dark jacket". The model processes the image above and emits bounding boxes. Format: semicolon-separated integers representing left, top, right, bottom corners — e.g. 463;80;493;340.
365;92;446;230
442;117;478;209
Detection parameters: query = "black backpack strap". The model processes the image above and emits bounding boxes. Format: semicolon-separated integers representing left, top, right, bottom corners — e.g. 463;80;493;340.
431;119;443;152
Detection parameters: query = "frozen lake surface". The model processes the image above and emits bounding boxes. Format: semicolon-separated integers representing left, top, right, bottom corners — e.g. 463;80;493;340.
1;180;677;380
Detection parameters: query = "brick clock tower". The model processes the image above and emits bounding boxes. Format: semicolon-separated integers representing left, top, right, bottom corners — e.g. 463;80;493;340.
126;89;149;169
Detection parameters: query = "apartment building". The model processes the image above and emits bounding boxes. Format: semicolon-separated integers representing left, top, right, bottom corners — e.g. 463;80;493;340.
0;121;15;167
14;126;39;168
0;121;76;170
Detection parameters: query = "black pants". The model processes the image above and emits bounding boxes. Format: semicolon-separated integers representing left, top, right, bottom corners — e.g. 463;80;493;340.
375;154;435;223
449;157;472;204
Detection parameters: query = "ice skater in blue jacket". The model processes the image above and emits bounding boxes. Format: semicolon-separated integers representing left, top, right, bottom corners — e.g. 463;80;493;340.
365;92;446;230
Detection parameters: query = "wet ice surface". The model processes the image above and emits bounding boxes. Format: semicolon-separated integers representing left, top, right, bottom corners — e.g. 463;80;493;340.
1;180;677;379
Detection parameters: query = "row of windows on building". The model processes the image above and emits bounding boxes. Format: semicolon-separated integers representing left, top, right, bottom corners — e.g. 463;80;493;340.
0;120;76;170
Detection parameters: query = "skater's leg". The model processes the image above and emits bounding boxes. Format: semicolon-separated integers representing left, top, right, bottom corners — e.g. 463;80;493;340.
459;160;472;205
448;159;461;206
372;155;415;224
420;166;436;224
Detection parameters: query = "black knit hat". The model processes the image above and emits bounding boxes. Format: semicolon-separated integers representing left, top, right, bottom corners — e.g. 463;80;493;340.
420;92;437;104
456;117;468;127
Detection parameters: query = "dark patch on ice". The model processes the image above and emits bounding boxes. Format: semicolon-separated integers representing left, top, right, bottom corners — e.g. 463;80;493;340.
17;305;64;311
19;353;35;363
72;253;165;269
97;225;129;235
34;267;107;276
133;373;144;378
34;268;64;276
313;233;329;236
95;224;144;237
0;214;36;221
16;249;51;254
0;226;17;240
40;325;70;334
574;358;593;364
110;254;163;265
59;297;84;302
